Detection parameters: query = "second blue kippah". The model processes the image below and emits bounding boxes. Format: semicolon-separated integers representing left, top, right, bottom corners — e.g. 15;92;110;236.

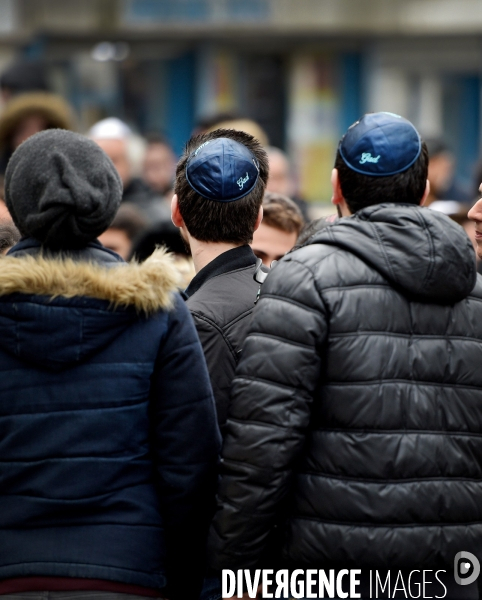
339;112;422;177
185;137;260;202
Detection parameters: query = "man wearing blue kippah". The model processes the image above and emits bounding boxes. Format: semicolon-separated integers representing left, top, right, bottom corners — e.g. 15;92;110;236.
210;113;482;598
172;128;269;431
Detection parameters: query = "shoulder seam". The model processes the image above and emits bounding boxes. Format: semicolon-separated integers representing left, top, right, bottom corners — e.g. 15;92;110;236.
190;311;237;361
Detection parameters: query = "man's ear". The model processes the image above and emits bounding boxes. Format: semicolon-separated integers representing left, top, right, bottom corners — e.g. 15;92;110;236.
331;168;351;216
171;194;184;227
420;179;430;206
254;205;263;232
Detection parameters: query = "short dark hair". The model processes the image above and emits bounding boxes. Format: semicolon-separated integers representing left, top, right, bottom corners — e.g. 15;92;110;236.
144;132;173;150
334;141;429;214
262;192;304;236
424;137;451;159
108;203;147;241
175;129;269;244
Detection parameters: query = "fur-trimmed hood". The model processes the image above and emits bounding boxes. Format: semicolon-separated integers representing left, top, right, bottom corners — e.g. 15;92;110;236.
0;247;180;312
0;248;181;370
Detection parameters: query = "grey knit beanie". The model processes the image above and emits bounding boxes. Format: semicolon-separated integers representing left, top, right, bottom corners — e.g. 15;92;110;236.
5;129;123;249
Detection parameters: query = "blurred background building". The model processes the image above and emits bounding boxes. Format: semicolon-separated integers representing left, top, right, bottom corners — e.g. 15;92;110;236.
0;0;481;204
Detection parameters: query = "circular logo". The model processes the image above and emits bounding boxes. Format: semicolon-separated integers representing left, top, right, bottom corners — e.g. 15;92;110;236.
454;551;480;585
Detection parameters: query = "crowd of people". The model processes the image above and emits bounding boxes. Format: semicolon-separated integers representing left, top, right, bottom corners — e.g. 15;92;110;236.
0;58;481;600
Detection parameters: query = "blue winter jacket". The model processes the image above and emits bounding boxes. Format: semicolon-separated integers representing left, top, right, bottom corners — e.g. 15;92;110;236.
0;239;221;599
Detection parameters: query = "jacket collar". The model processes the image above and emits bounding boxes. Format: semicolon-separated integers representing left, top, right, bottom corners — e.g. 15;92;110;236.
184;245;256;299
0;246;180;314
8;237;124;264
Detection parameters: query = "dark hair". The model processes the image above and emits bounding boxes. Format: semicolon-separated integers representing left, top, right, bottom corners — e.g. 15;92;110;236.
334;141;429;214
129;222;188;262
107;203;147;241
424;137;451;159
175;128;269;245
0;59;48;94
144;132;173;150
294;217;334;249
262;192;304;235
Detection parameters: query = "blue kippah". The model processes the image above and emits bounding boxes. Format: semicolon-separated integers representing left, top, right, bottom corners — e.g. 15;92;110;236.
339;112;422;176
185;137;260;202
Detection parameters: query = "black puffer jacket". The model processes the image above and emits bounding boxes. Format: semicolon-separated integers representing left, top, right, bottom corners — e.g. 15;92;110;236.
210;203;482;571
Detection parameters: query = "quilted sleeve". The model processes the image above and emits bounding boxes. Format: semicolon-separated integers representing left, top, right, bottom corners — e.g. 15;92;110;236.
150;293;221;599
209;255;328;569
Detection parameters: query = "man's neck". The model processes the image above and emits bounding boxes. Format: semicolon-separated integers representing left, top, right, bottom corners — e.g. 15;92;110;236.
189;237;243;273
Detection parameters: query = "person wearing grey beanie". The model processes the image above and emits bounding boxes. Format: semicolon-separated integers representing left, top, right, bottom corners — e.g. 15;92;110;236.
0;126;220;600
5;128;123;250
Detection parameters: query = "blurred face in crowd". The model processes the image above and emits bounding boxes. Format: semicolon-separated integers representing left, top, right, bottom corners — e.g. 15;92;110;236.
98;227;132;260
12;114;48;150
143;142;175;195
427;152;454;196
93;138;131;186
467;186;482;259
266;150;294;197
251;222;297;266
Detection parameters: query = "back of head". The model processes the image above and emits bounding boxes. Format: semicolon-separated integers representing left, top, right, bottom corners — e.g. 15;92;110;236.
335;112;428;213
98;203;147;261
0;59;49;97
130;223;187;262
175;128;269;245
88;117;132;141
262;191;304;236
294;216;336;248
5;129;122;249
107;203;147;241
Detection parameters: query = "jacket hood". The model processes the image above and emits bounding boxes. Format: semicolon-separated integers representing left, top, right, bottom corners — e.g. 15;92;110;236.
0;248;180;370
308;204;476;303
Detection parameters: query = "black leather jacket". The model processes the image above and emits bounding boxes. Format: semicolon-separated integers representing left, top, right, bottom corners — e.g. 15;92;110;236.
185;245;259;429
